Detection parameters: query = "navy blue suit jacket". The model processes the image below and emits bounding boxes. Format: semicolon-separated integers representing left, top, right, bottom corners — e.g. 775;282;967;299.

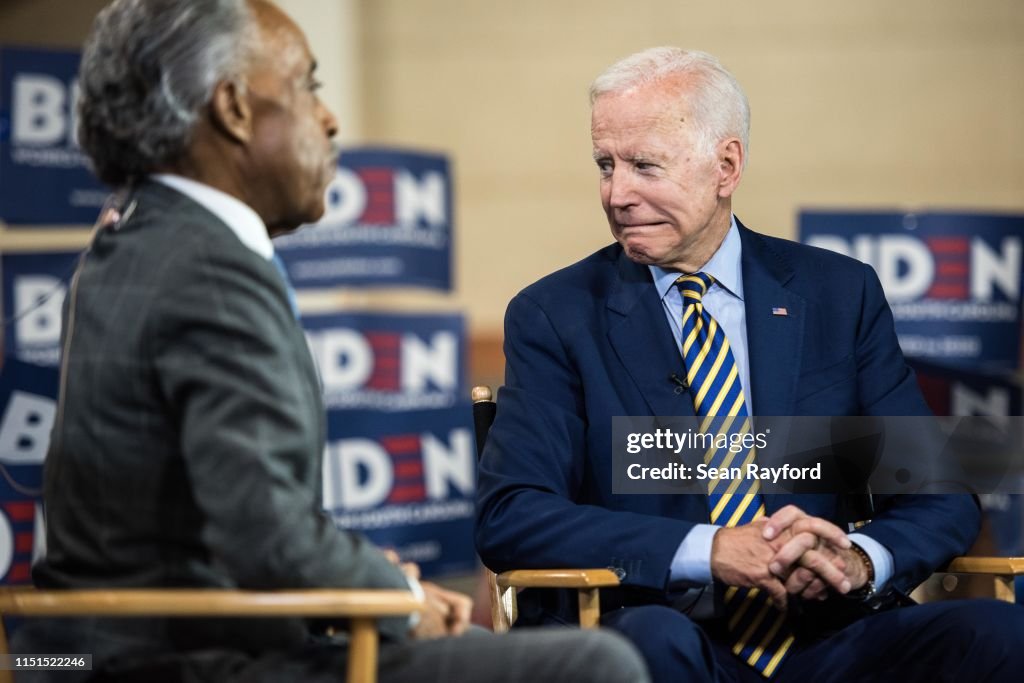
475;223;979;625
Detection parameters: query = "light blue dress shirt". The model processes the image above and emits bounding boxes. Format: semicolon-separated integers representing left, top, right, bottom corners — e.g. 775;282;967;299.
650;216;893;602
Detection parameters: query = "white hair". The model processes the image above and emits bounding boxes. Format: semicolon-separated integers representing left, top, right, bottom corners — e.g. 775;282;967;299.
590;47;750;163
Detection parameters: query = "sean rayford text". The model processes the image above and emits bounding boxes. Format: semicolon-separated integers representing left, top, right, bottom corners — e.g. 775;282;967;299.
625;462;822;483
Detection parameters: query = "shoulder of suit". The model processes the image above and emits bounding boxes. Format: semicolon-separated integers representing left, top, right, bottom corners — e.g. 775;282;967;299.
118;181;261;259
516;242;623;301
744;227;872;279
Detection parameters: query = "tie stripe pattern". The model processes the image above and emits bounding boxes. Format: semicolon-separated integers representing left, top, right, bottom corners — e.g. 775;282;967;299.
676;273;794;678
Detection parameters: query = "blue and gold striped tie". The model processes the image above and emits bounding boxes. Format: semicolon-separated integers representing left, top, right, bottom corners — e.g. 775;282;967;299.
677;272;794;678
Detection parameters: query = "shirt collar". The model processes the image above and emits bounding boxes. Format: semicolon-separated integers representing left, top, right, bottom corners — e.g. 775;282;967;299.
151;173;274;260
648;215;744;301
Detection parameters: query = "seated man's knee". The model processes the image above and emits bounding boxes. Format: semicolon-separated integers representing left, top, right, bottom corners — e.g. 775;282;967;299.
954;600;1024;660
601;606;714;682
572;629;651;683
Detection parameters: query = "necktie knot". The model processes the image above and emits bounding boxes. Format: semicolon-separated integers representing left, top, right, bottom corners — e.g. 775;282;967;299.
675;272;715;303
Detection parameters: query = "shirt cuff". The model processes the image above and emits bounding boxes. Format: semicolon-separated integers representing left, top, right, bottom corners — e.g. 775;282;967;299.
405;574;425;629
669;524;721;586
847;532;894;591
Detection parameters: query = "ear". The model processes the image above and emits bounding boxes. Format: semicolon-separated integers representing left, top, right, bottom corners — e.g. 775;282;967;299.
716;138;744;198
208;79;252;145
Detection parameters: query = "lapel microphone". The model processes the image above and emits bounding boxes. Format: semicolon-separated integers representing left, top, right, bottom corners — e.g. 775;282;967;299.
668;373;689;394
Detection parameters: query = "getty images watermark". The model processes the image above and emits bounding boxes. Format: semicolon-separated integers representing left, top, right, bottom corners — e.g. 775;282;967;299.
611;416;1024;495
624;426;821;484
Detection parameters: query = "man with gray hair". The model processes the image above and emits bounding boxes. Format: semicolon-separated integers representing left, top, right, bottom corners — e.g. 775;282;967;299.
477;46;1024;682
14;1;650;681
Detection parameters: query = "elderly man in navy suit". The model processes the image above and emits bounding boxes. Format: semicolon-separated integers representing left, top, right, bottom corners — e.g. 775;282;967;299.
476;47;1024;682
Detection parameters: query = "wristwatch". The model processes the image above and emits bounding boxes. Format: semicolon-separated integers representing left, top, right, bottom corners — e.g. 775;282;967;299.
842;542;876;601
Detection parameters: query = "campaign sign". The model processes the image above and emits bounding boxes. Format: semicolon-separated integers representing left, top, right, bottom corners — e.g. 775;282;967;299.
800;212;1024;371
0;46;108;224
0;358;58;585
910;359;1022;419
322;406;477;578
273;147;453;291
1;250;80;367
303;311;465;412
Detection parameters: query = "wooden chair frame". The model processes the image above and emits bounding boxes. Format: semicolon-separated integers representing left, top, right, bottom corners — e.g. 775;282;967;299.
0;587;422;683
472;385;1023;631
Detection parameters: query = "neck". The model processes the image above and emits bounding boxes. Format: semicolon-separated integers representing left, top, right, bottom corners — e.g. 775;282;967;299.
164;135;289;236
667;207;732;273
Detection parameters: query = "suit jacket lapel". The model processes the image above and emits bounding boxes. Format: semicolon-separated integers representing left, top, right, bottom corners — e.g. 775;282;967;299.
740;223;806;417
739;222;809;514
607;250;696;418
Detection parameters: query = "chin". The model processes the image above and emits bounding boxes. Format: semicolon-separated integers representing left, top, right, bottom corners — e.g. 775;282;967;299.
296;197;327;226
619;237;661;265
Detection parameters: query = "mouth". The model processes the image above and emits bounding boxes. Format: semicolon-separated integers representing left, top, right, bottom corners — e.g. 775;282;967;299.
325;143;341;169
616;221;667;231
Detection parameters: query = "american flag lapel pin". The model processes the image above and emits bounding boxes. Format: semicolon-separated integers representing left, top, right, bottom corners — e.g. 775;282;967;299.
771;307;788;316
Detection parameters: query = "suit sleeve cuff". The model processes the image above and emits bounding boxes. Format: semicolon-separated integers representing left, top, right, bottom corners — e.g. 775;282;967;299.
848;532;894;591
670;524;720;586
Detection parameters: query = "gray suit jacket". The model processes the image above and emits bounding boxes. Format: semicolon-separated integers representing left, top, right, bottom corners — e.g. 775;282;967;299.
22;181;410;670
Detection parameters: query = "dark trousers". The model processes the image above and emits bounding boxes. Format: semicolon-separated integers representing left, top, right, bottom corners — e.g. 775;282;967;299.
76;628;648;683
602;599;1024;683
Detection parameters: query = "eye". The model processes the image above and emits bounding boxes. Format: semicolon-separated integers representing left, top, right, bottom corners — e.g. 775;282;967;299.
308;78;323;93
595;159;613;176
635;162;656;172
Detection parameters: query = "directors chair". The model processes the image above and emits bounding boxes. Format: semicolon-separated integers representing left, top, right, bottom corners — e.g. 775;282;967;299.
0;587;422;683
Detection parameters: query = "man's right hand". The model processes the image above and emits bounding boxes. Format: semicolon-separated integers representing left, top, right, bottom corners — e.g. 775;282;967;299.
710;520;791;609
411;582;473;639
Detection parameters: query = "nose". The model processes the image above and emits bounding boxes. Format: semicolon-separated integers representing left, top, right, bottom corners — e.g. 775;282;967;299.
318;98;339;139
605;167;637;210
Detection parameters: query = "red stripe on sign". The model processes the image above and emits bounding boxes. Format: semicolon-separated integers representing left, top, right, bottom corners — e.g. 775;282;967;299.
374;357;399;368
937;262;968;276
7;563;31;582
3;502;35;522
927;283;968;299
366;377;400;391
359;168;393;181
15;532;33;553
927;238;968;254
382;435;420;454
365;333;400;347
388;485;426;503
395;461;424;478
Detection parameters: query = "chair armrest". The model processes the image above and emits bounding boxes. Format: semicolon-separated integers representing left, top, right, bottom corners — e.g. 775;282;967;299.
0;588;423;683
0;588;423;618
496;569;622;590
491;569;621;632
941;556;1024;576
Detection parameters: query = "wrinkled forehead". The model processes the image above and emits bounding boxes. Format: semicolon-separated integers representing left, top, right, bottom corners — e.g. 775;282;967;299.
591;81;693;142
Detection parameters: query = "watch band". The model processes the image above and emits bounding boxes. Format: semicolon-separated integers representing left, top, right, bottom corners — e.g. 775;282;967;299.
843;542;877;601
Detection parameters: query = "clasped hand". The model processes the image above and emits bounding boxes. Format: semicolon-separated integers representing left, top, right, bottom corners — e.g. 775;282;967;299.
383;549;473;639
710;505;870;610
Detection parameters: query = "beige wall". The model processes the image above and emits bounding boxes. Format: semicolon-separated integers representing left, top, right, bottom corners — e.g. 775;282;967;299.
2;0;1022;337
0;0;108;47
359;0;1024;332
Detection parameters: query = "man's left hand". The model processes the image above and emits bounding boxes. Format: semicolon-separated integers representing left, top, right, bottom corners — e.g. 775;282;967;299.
762;505;866;600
